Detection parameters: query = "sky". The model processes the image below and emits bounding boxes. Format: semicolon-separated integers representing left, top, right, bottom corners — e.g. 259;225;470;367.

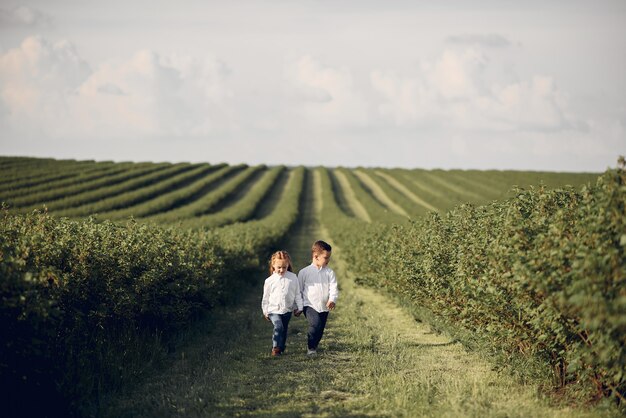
0;0;624;171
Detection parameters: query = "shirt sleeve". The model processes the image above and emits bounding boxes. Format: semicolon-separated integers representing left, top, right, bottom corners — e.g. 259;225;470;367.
261;279;270;315
294;277;304;311
328;269;338;303
297;269;305;298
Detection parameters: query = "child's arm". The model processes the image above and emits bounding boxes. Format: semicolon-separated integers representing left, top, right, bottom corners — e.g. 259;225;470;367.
294;278;304;313
261;280;270;319
327;270;338;310
297;269;305;294
294;271;305;316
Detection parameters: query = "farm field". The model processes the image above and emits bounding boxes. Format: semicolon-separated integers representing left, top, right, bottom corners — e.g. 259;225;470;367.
1;156;623;417
0;157;599;223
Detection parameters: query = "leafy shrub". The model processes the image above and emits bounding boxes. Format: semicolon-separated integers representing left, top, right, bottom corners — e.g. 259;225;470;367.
328;160;625;404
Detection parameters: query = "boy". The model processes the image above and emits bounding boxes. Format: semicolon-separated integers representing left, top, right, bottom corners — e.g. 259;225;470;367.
298;240;338;355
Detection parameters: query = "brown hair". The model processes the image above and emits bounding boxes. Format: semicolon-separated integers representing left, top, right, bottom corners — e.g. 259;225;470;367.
311;240;332;257
269;250;293;274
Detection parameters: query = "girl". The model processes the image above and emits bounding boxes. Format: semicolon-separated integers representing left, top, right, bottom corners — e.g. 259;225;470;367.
261;250;303;356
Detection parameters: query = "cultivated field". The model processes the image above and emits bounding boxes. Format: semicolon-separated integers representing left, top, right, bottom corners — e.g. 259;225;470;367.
1;156;623;417
0;157;599;222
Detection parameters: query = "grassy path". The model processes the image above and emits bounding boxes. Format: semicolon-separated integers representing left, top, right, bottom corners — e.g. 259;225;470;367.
100;170;613;418
332;169;371;223
374;170;439;213
353;170;409;217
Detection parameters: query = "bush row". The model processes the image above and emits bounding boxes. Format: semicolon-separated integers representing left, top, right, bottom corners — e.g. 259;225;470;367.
144;165;260;223
6;162;150;206
321;163;625;404
100;164;241;221
0;167;305;416
0;159;101;194
178;165;286;229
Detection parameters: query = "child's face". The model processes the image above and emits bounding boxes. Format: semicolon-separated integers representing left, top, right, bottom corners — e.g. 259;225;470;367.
313;251;331;268
272;259;289;276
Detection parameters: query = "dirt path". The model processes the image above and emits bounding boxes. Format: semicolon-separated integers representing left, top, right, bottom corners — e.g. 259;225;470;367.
100;170;609;418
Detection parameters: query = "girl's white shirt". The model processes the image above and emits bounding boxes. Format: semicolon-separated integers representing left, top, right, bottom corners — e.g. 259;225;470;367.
297;263;338;313
261;271;303;316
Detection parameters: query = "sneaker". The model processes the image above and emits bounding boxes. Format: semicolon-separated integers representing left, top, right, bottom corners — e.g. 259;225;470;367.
271;347;281;356
307;348;317;356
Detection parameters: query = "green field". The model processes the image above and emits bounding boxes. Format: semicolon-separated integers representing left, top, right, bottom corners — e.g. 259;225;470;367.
0;157;600;223
1;156;623;417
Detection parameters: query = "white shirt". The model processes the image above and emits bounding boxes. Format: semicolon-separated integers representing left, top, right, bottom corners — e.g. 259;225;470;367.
298;263;339;313
261;271;303;315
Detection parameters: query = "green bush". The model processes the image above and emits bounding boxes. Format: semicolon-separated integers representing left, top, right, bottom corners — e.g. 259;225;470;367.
328;161;625;404
0;166;305;416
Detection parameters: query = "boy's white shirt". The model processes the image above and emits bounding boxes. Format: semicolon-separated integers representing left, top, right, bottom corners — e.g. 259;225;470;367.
261;271;303;316
298;263;338;313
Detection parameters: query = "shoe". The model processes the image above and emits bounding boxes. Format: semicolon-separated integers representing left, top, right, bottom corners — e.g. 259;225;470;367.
307;348;317;356
271;347;281;356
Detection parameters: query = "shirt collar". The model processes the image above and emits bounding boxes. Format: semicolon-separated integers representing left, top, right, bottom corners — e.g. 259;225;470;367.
311;263;324;271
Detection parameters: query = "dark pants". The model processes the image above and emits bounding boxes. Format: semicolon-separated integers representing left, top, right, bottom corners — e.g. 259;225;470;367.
269;312;292;352
303;306;329;350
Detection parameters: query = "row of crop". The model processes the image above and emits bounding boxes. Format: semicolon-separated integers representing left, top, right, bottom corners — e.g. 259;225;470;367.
0;166;305;416
0;161;123;200
102;163;235;220
372;170;439;214
8;163;185;215
58;163;213;217
318;167;365;229
210;167;305;256
98;164;249;221
0;159;104;194
383;168;461;212
352;170;410;217
144;165;261;223
176;165;286;229
44;163;200;216
2;157;601;225
332;168;408;224
379;168;600;214
0;156;49;169
0;157;84;182
5;162;156;207
324;163;625;403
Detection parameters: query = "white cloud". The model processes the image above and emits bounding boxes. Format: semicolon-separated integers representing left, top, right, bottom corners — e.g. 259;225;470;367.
445;34;513;48
430;48;487;100
371;46;574;133
75;49;233;137
285;55;369;128
0;36;233;140
370;70;427;125
0;36;90;136
483;76;568;131
0;6;51;27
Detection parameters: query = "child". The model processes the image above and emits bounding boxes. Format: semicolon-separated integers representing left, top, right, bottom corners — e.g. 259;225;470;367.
261;250;303;356
298;240;338;355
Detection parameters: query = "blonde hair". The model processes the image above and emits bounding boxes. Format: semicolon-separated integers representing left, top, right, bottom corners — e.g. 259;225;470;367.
269;250;293;274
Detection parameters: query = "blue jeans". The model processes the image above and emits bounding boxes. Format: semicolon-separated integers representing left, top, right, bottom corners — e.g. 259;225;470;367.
303;306;329;350
269;312;292;351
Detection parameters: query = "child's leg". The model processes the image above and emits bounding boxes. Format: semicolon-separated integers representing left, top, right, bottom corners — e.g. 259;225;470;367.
304;307;329;350
269;314;285;350
269;313;292;352
313;311;329;348
279;312;292;352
